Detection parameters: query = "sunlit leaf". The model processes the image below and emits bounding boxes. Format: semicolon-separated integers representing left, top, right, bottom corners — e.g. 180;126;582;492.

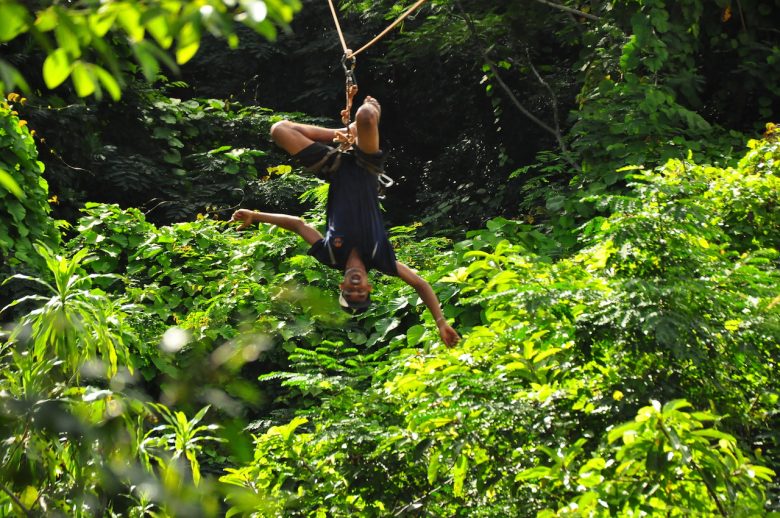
93;65;122;101
0;2;29;42
71;61;96;97
42;48;72;88
176;22;201;64
0;168;25;199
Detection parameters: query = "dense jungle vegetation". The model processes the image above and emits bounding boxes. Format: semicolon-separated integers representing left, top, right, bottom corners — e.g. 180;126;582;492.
1;0;779;516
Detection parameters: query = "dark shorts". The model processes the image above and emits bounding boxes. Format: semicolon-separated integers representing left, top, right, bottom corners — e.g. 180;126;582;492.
294;142;332;168
294;142;339;180
293;143;385;181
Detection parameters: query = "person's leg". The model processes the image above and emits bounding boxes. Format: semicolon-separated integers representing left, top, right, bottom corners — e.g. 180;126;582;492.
270;120;338;155
354;96;381;154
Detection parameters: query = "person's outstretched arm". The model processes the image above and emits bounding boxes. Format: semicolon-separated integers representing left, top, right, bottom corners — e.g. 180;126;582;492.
231;209;322;245
396;262;460;347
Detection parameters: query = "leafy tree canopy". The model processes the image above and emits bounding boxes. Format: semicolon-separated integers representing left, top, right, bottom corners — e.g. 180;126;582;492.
0;0;301;100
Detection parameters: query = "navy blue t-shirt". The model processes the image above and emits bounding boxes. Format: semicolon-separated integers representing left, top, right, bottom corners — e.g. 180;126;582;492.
296;143;398;276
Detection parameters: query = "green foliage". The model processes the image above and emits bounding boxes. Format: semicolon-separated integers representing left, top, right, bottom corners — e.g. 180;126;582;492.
0;0;302;99
141;404;222;487
2;132;778;513
0;97;59;277
0;243;223;516
2;243;134;380
66;202;155;275
525;400;774;516
26;85;318;224
217;134;778;516
2;6;780;508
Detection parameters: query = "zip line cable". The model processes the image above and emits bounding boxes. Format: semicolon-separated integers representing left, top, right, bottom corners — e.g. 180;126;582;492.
326;0;428;58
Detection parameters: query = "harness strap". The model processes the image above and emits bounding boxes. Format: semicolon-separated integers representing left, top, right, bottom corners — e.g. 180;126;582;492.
356;153;394;189
307;147;394;194
305;147;342;176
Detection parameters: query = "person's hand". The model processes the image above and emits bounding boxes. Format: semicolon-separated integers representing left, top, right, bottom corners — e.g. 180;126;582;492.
334;129;354;147
231;209;256;230
437;320;460;347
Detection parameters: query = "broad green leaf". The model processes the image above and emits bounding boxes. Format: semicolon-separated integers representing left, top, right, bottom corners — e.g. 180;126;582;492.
452;454;468;497
0;60;30;94
176;22;200;64
7;200;26;222
406;324;425;346
0;3;29;42
691;429;734;441
34;6;59;32
251;19;277;41
71;61;96;97
145;12;173;48
19;486;38;510
55;21;81;58
93;65;121;101
427;450;440;485
607;421;640;444
88;10;117;37
661;399;692;414
117;3;144;41
0;169;25;199
42;48;72;88
132;41;160;80
187;449;201;486
515;466;550;481
533;347;560;364
270;416;307;442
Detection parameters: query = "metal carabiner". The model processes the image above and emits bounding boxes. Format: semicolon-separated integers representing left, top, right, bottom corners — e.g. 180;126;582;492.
377;173;394;189
341;52;357;87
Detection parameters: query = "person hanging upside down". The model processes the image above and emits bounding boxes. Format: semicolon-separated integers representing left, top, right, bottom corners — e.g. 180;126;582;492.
232;95;459;347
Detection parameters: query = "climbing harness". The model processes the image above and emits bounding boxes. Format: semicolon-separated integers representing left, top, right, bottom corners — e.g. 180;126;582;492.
324;0;429;191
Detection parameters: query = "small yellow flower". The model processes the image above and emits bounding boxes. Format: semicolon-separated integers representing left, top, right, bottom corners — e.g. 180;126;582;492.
30;130;36;138
6;92;20;102
18;120;27;127
721;5;732;22
48;195;59;205
764;122;779;140
19;97;27;105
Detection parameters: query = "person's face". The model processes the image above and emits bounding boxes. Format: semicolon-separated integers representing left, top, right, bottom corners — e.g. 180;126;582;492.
340;267;372;303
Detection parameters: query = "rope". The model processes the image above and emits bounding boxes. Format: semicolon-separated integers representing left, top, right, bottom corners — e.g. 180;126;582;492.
326;0;428;58
326;0;426;173
326;0;350;56
352;0;428;57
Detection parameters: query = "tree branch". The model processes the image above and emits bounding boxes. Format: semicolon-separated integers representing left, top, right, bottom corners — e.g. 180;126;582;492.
524;48;576;166
658;423;728;517
532;0;601;21
392;477;452;516
454;1;581;172
0;482;34;518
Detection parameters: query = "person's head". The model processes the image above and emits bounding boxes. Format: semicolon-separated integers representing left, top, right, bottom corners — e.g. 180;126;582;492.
338;267;372;314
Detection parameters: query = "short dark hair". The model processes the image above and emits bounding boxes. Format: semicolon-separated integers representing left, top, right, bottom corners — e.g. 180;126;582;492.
339;291;371;314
